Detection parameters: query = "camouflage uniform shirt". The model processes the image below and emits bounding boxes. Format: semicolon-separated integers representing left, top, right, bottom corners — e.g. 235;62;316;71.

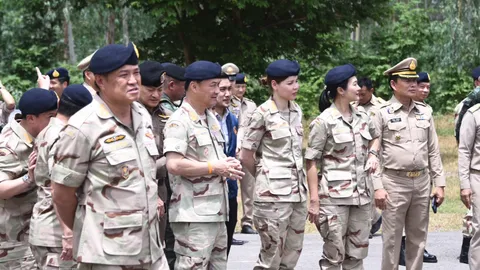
163;101;228;223
242;98;307;202
0;120;37;262
230;96;257;149
51;96;164;265
305;104;379;205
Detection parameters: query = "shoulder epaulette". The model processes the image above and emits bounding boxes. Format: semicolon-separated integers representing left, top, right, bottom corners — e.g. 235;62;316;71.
413;100;426;107
380;102;391;109
468;103;480;113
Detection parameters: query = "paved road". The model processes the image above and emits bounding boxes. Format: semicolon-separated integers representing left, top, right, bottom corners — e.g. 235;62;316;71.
228;231;470;269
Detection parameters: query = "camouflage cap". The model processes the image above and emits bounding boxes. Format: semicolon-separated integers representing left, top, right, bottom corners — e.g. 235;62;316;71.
383;57;419;78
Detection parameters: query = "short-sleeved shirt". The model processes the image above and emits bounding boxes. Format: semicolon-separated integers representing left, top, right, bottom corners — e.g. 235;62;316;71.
305;104;378;206
242;98;307;202
163;101;228;223
29;117;65;248
230;96;257;149
458;104;480;189
51;96;164;265
372;95;445;190
0;120;37;262
0;101;14;127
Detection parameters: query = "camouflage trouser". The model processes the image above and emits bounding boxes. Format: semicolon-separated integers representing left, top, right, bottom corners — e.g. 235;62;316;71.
316;204;371;270
253;200;307;270
170;222;227;270
463;207;473;238
0;245;37;270
30;245;77;269
77;255;169;270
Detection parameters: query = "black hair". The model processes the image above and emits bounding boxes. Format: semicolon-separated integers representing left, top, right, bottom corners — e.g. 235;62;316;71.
57;77;70;86
57;98;86;117
319;79;349;112
358;77;374;90
184;80;192;91
388;75;399;91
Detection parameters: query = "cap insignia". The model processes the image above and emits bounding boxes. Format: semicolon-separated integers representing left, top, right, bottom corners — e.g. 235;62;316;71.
244;76;248;83
409;61;416;71
53;70;60;78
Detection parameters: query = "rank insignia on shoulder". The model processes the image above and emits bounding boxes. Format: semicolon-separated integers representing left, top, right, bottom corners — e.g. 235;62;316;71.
145;132;154;139
390;117;402;123
104;135;126;144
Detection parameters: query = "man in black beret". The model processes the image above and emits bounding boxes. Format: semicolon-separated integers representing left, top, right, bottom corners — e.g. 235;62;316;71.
164;60;244;269
46;67;70;98
51;42;169;269
0;88;58;269
160;63;186;116
29;84;92;269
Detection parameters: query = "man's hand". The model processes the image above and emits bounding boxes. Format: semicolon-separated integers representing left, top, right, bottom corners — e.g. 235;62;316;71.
307;198;320;224
431;186;445;207
157;198;165;218
375;188;390;210
27;150;37;184
366;155;379;173
36;67;50;90
461;188;472;209
213;157;244;180
60;235;73;261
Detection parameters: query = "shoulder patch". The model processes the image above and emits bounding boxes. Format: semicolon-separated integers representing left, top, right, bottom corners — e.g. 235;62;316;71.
468;103;480;113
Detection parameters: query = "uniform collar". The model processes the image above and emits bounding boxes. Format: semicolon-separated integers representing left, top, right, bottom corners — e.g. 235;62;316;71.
10;120;33;147
389;95;417;112
82;82;97;97
267;97;298;114
94;95;145;132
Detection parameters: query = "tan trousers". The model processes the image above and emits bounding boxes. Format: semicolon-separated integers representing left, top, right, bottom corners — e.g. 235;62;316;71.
30;245;77;269
316;204;371;270
371;203;381;225
240;167;255;227
77;256;168;270
170;222;227;270
253;201;307;270
469;170;480;269
381;170;430;270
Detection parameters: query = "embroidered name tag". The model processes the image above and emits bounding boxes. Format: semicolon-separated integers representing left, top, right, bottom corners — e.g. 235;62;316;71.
104;135;126;144
390;118;402;123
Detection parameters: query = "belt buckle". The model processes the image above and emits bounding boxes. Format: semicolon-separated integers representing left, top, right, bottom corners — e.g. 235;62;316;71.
406;171;421;178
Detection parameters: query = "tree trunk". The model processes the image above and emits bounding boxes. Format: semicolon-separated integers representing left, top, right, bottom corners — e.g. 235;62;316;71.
63;2;76;64
122;6;129;44
106;11;115;44
63;15;68;60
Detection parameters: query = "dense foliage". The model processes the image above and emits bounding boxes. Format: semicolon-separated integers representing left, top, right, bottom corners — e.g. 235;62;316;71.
0;0;478;117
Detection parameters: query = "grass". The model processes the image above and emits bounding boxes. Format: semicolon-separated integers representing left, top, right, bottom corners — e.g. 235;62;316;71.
235;114;467;233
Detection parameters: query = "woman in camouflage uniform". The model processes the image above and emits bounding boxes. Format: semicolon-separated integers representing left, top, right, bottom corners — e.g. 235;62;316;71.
240;59;307;270
305;64;380;269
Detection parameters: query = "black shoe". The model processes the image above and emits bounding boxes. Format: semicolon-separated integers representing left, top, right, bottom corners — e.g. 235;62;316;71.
370;216;382;236
232;238;247;245
399;236;406;266
460;236;471;264
241;225;258;234
423;249;438;263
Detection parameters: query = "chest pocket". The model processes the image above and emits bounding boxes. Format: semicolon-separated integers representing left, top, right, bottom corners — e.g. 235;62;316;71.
271;128;291;140
100;135;137;182
332;126;353;144
415;118;431;142
386;121;407;143
192;182;224;215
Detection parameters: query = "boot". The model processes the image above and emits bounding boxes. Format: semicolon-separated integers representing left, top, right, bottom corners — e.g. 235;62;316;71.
460;236;472;264
399;236;406;266
370;216;382;237
423;249;437;263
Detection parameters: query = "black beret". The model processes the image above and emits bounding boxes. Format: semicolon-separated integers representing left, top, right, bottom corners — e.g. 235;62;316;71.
184;61;222;81
90;42;139;74
325;64;357;86
18;88;58;116
266;59;300;77
235;73;248;84
162;63;186;81
46;67;69;79
60;84;93;108
417;72;430;83
472;66;480;80
139;61;165;87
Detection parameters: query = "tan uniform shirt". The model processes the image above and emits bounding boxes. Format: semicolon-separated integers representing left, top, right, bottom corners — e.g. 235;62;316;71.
230;96;257;149
242;98;307;202
163;101;228;222
0;101;14;126
0;120;37;262
372;96;445;190
305;104;379;205
458;104;480;189
29;117;64;247
51;96;164;265
353;94;385;117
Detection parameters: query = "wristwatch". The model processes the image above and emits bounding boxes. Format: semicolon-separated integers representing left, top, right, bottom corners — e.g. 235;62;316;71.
368;149;379;158
22;174;33;186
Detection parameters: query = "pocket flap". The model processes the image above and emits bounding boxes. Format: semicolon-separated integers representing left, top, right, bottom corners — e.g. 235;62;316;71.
387;121;407;131
327;170;352;181
360;129;372;140
332;133;353;143
192;182;224;197
105;149;136;165
100;134;132;154
271;129;290;140
415;120;430;129
196;134;213;146
268;167;292;179
104;212;142;229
